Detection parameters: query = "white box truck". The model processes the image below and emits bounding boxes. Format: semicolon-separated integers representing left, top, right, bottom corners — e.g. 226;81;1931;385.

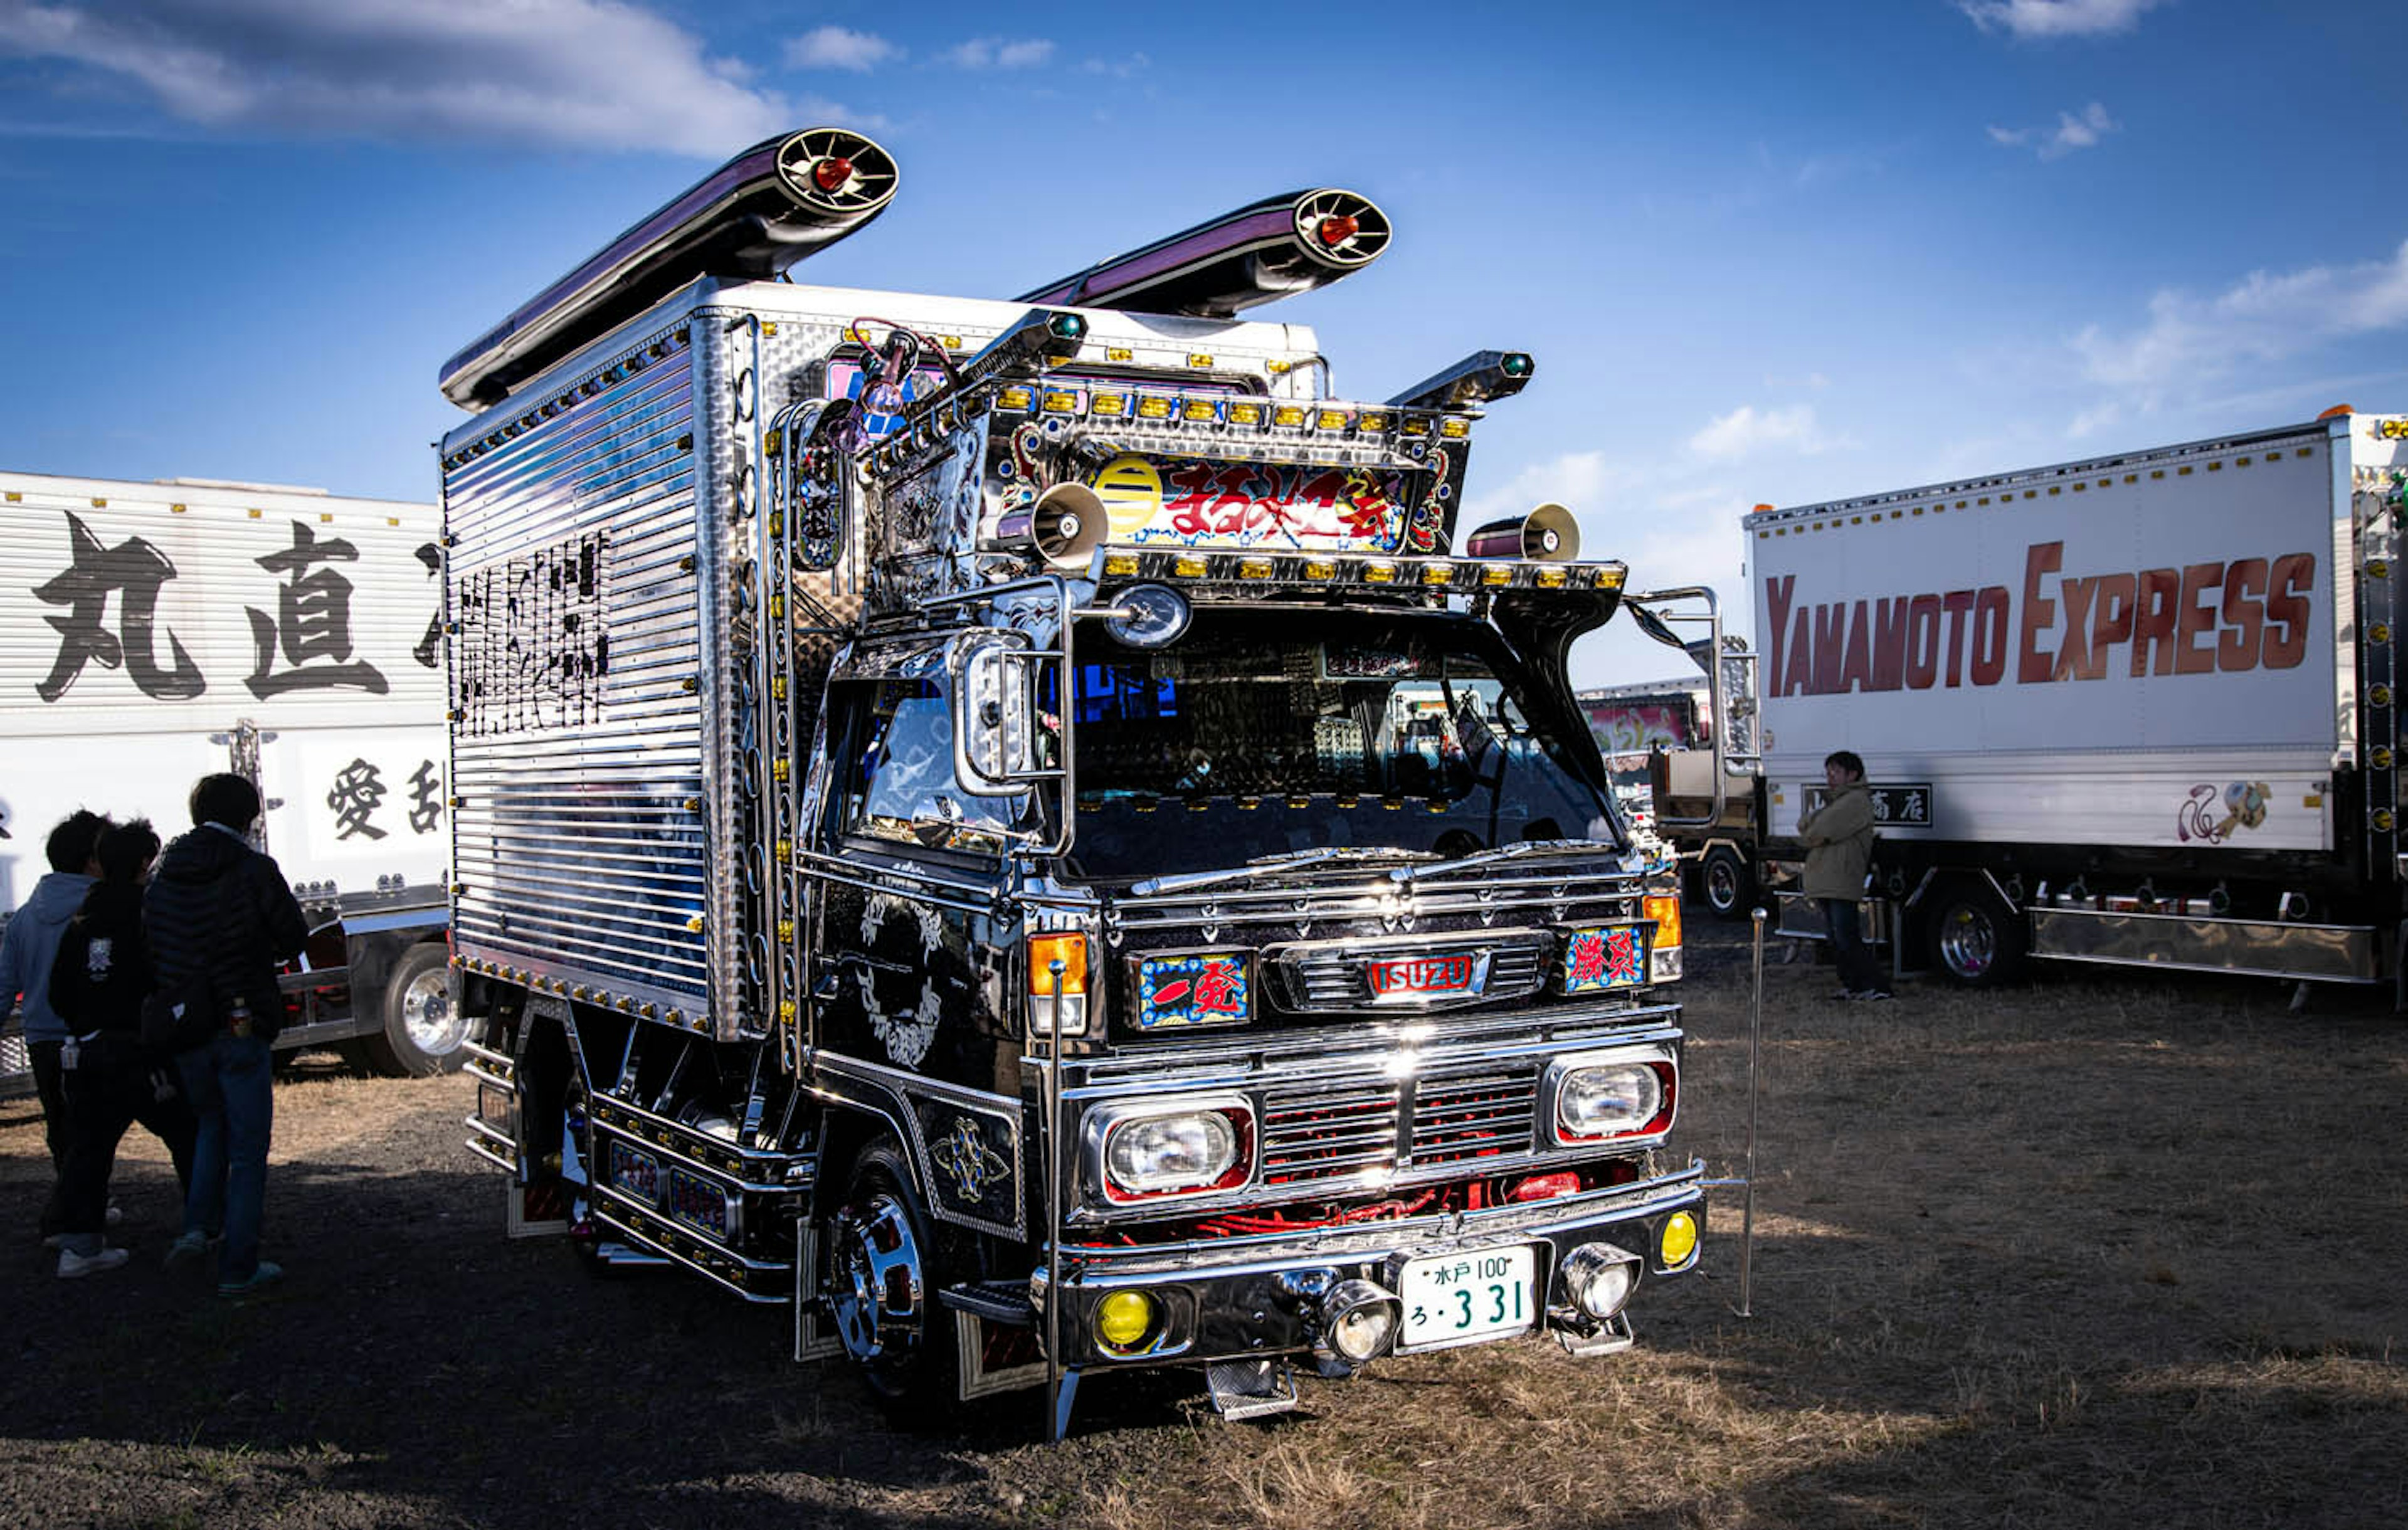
1746;409;2406;993
1;471;467;1075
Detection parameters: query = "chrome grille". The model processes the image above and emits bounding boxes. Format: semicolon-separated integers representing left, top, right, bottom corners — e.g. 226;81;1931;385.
1269;934;1550;1013
1257;1063;1542;1187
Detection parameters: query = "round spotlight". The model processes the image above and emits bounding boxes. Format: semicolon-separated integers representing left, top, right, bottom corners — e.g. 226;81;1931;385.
1319;1279;1401;1364
1094;1289;1159;1355
1561;1243;1642;1322
1660;1210;1700;1270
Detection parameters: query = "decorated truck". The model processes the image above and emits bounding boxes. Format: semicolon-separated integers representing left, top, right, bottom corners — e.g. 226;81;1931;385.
448;128;1710;1436
0;471;466;1080
1746;409;2407;994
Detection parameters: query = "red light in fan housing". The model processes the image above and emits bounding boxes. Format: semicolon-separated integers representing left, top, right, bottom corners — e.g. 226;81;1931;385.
1510;1172;1583;1203
1316;214;1360;248
812;156;854;193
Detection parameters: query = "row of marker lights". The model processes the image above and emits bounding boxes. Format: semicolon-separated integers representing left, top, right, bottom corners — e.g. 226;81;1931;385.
1102;550;1603;591
1756;447;2321;536
998;385;1465;440
454;954;707;1029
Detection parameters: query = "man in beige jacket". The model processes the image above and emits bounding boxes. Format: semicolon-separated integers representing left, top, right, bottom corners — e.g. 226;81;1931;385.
1798;750;1888;1000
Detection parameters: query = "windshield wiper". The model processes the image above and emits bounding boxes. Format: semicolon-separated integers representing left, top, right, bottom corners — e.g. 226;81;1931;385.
1130;845;1443;898
1386;837;1621;885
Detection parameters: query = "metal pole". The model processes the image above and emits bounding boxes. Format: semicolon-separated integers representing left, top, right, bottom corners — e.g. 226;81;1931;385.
1042;958;1067;1438
1737;905;1765;1319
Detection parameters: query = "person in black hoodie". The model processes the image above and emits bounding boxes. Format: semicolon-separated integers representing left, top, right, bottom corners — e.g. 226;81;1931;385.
145;774;307;1296
48;820;198;1278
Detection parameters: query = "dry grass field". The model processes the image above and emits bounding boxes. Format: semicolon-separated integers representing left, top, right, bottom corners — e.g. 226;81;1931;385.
2;927;2402;1529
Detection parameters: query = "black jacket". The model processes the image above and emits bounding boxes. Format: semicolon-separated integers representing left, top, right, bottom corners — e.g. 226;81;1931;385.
47;883;152;1040
145;827;307;1044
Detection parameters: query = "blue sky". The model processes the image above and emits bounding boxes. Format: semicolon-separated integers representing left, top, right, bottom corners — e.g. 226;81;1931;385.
4;0;2404;683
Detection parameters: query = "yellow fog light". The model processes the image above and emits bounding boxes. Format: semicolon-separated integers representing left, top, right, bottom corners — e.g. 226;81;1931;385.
1095;1289;1159;1353
1661;1210;1699;1269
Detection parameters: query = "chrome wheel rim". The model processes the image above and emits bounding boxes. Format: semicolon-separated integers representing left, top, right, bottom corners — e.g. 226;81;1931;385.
1938;906;1995;978
1705;858;1741;914
401;966;467;1055
830;1193;923;1366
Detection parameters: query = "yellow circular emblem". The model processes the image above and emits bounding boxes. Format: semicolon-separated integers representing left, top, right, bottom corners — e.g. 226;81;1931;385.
1092;455;1164;538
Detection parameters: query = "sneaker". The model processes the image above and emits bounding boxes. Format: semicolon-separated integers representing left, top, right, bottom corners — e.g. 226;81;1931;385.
1856;989;1895;1002
58;1246;131;1279
164;1230;209;1270
41;1232;66;1251
218;1261;283;1298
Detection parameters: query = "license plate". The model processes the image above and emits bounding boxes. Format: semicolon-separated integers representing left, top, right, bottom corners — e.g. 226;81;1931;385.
1396;1244;1539;1353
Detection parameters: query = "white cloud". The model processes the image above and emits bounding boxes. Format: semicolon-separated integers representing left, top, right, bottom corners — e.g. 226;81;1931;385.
0;0;830;156
1958;0;2170;39
785;24;898;73
943;36;1055;70
2073;238;2408;392
1988;102;2118;160
1687;404;1847;460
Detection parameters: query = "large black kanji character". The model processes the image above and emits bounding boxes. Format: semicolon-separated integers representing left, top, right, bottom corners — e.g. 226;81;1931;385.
32;512;207;702
327;758;389;841
412;541;442;670
246;520;389;699
406;759;442;835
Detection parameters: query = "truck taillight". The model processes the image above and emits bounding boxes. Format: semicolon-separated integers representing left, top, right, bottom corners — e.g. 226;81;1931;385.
1028;932;1090;1036
1642;891;1683;981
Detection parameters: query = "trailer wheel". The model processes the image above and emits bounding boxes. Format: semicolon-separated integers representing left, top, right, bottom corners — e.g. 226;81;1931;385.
1698;846;1754;921
1925;882;2027;987
825;1137;961;1418
363;942;468;1077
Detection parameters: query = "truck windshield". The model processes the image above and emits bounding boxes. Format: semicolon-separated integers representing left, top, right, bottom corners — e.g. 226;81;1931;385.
1064;607;1619;882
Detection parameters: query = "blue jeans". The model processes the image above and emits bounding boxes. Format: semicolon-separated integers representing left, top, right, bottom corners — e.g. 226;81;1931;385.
177;1031;273;1281
1820;897;1885;994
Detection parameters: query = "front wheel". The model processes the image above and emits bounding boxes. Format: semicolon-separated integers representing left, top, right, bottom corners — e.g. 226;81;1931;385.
1698;845;1754;921
362;942;468;1077
825;1137;961;1417
1924;882;2027;987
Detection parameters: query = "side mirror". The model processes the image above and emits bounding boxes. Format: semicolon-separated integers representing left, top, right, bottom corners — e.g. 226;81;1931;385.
951;631;1045;797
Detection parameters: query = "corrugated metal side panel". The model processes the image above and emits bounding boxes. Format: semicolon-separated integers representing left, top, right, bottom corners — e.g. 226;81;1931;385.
446;325;716;1018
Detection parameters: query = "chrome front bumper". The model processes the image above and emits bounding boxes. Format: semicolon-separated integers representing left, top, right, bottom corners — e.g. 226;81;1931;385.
1039;1159;1706;1368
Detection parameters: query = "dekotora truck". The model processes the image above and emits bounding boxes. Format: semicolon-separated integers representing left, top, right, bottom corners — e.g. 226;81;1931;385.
446;127;1713;1435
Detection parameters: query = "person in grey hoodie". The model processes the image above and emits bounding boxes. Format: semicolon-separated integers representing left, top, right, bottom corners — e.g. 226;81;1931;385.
1;808;109;1243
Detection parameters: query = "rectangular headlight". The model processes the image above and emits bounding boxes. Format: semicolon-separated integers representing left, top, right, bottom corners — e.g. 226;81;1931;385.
1542;1047;1677;1146
1084;1095;1257;1204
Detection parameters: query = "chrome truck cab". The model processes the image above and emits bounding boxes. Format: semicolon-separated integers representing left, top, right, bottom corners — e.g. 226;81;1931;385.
784;349;1705;1428
443;127;1709;1438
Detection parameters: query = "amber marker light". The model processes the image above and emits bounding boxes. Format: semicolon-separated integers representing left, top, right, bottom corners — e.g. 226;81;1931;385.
1028;932;1090;1036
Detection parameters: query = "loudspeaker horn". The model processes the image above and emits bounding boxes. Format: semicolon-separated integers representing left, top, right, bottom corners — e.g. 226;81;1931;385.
1030;482;1106;569
1462;502;1581;562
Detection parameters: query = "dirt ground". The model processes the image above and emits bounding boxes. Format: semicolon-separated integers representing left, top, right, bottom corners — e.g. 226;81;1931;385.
3;927;2403;1530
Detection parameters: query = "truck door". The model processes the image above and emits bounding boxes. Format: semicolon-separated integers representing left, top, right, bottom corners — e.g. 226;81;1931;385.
805;640;1022;1102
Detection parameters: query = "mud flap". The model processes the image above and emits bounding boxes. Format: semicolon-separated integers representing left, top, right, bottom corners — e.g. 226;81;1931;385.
793;1219;843;1361
957;1310;1047;1401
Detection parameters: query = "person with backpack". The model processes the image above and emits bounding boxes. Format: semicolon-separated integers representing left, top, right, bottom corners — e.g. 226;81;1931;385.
47;820;199;1278
145;774;307;1296
1;808;110;1246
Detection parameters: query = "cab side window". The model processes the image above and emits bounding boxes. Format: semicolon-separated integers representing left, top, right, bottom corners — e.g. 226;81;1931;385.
837;676;1015;853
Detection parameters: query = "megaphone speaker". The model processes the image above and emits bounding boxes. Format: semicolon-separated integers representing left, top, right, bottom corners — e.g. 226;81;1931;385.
1032;482;1106;569
1462;502;1582;562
